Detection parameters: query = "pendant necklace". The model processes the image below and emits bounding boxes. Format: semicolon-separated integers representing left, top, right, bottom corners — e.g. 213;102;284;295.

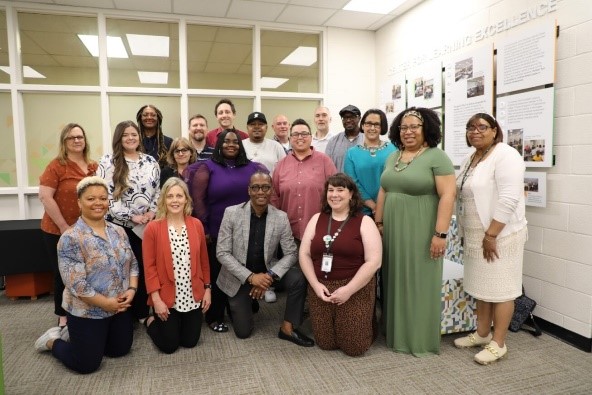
394;146;425;172
322;215;350;250
363;142;385;157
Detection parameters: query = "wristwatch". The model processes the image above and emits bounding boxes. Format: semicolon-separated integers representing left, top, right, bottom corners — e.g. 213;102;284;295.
433;231;447;239
204;283;212;289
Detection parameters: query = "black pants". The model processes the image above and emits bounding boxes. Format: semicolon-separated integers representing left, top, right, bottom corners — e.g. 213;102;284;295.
122;227;149;320
42;231;67;317
228;266;307;339
52;311;133;374
205;238;228;325
147;308;203;354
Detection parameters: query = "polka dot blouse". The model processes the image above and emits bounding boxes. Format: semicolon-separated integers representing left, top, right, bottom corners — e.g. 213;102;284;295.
168;225;201;312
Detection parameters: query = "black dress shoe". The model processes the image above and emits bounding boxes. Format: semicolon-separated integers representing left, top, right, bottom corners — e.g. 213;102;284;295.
278;329;315;347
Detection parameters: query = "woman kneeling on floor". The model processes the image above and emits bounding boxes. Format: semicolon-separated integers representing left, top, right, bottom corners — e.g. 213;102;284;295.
35;176;138;374
142;177;211;353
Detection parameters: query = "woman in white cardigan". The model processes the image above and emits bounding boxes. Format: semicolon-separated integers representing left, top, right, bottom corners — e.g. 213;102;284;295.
453;113;527;365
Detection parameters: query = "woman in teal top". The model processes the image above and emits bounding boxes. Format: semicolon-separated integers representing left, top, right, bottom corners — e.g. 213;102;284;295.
344;109;396;217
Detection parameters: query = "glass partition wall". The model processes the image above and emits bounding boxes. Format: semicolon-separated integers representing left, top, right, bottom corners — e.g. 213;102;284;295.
0;4;324;219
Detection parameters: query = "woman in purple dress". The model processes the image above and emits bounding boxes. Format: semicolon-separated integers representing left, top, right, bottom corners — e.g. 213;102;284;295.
186;129;268;332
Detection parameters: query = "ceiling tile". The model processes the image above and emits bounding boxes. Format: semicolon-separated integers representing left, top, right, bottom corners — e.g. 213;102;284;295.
113;0;172;14
53;55;98;68
52;0;117;9
276;5;334;26
288;0;349;8
173;0;231;17
208;42;251;63
324;10;384;30
204;62;240;74
227;0;285;22
187;41;213;62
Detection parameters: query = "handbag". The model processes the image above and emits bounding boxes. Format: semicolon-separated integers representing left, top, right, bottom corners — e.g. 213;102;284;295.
509;287;542;336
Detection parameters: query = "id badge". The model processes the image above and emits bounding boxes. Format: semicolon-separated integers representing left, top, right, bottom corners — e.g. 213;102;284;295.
321;253;333;273
457;199;464;216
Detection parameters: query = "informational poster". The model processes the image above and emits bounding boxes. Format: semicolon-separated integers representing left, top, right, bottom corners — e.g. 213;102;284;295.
496;87;554;167
524;171;547;207
497;22;556;94
406;60;442;109
443;45;494;165
379;72;407;126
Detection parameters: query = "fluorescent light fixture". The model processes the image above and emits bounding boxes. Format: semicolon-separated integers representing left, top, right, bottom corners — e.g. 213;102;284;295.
280;47;317;67
1;66;47;78
261;77;289;89
138;71;168;84
23;66;46;78
343;0;406;14
78;34;128;58
126;34;169;57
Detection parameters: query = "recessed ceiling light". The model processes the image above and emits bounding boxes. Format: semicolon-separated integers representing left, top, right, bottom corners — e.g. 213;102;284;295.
280;47;317;67
126;34;169;57
78;34;128;58
23;66;46;78
261;77;289;89
138;71;168;84
343;0;406;14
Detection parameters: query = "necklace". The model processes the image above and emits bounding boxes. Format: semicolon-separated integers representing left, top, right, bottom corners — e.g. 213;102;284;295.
363;142;387;157
394;147;425;172
322;214;350;251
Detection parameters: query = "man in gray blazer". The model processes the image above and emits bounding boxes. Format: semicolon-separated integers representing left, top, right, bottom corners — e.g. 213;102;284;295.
216;171;314;347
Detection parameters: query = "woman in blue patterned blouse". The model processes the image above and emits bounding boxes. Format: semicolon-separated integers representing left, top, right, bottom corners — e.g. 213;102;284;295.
98;120;160;323
34;176;139;374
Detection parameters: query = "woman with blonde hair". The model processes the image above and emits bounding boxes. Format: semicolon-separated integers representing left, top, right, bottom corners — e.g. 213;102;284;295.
98;120;160;324
142;177;210;353
39;123;98;331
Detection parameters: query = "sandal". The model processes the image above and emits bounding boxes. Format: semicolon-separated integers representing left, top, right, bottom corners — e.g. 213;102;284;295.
209;322;229;333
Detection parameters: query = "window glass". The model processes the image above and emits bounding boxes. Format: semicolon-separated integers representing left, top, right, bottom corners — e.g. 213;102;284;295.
0;10;9;84
261;30;320;93
23;93;102;185
107;19;179;88
108;95;181;142
261;99;320;138
0;92;15;186
18;13;99;85
187;25;252;90
188;96;254;133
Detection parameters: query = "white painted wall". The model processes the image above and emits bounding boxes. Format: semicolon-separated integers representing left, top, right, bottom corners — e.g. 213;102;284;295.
375;0;592;339
325;27;376;134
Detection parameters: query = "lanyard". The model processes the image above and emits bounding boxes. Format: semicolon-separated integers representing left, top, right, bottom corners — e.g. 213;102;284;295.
323;215;350;253
459;143;495;193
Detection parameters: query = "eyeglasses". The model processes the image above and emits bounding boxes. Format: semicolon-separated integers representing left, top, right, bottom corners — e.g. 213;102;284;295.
65;136;85;141
398;124;423;132
466;124;491;133
363;122;381;129
290;132;312;138
249;184;271;192
174;148;190;154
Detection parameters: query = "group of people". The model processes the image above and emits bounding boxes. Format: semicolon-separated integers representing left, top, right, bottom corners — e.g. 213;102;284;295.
35;98;527;373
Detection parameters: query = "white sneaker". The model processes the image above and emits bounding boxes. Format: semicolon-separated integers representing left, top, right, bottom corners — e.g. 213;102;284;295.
474;340;507;365
454;331;492;348
265;288;277;303
35;327;61;352
60;326;69;342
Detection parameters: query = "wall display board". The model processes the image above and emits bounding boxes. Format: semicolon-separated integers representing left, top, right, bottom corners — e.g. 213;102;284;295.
406;60;442;109
379;72;407;126
496;22;556;94
495;22;556;170
496;87;554;167
524;171;547;207
444;45;494;166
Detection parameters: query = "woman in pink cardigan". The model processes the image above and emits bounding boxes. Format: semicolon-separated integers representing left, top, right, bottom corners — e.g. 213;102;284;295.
142;177;211;354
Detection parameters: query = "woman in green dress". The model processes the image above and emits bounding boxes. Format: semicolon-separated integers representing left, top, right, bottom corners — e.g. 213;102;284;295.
375;107;456;356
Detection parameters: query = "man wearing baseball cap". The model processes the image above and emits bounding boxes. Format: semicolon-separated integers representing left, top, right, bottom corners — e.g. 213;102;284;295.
325;104;364;172
242;111;286;174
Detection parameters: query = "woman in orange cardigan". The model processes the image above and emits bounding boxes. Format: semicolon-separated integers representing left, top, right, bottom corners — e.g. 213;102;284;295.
142;177;211;354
